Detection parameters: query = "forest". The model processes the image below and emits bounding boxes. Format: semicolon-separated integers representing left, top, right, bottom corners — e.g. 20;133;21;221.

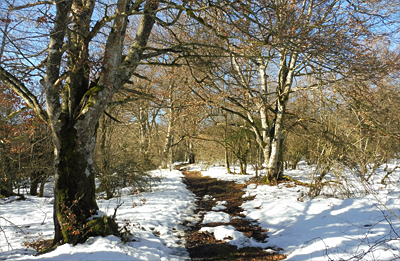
0;0;400;260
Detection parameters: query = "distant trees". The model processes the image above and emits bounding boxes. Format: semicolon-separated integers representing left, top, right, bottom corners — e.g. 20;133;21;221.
0;82;52;197
337;76;400;182
282;72;400;197
153;67;196;169
94;106;153;200
27;123;53;197
0;83;27;197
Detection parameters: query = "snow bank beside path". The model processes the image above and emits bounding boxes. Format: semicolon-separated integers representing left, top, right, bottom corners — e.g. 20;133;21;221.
242;182;400;260
194;163;400;260
0;169;196;261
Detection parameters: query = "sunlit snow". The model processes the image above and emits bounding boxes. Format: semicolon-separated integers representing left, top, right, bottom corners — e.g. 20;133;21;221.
1;161;399;260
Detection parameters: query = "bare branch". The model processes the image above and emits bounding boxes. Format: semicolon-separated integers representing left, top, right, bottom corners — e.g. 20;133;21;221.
0;66;49;123
8;1;54;11
104;111;123;124
4;106;29;121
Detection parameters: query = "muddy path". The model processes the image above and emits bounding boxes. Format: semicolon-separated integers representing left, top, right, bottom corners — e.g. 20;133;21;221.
178;166;286;261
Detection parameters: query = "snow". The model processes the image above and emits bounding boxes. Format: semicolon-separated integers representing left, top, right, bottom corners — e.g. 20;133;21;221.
1;162;400;260
211;201;228;211
1;169;196;261
202;211;231;224
200;225;247;247
201;162;400;260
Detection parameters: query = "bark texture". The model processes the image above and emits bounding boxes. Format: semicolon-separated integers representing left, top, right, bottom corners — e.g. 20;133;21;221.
1;0;160;246
50;0;159;245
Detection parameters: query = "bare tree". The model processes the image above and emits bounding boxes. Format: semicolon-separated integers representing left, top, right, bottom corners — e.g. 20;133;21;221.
0;0;187;246
182;0;397;183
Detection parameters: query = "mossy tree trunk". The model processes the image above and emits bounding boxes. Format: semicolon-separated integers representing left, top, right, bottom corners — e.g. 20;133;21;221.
48;0;159;245
52;118;100;245
1;0;159;246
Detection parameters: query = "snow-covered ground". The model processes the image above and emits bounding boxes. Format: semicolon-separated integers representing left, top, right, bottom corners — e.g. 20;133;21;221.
194;161;400;260
1;162;400;260
1;169;197;261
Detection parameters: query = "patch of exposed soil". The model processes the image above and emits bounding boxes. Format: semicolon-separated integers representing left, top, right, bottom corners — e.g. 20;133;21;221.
179;166;286;261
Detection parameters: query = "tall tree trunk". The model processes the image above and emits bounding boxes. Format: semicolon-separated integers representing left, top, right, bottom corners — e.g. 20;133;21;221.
223;113;231;173
30;171;40;196
263;50;298;183
139;107;150;165
265;103;285;182
238;139;250;175
38;174;48;198
52;120;101;245
239;160;247;175
1;0;159;246
0;143;14;197
224;145;231;173
46;0;159;246
187;140;195;164
161;109;173;169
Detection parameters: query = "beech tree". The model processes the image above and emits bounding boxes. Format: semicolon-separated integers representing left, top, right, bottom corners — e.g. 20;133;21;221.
182;0;397;182
0;0;188;246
